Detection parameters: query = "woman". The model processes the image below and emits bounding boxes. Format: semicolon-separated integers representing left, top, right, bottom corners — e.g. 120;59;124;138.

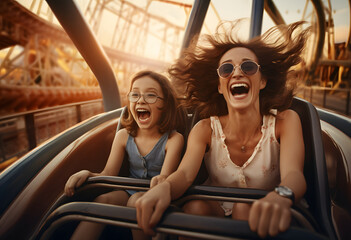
135;21;309;238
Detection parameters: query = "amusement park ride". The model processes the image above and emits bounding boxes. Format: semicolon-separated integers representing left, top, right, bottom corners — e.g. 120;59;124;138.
0;0;350;239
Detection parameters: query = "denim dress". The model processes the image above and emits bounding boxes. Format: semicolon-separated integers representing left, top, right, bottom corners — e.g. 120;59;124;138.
125;132;169;195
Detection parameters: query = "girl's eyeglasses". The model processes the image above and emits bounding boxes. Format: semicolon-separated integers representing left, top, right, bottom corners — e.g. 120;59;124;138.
127;92;164;104
217;60;260;78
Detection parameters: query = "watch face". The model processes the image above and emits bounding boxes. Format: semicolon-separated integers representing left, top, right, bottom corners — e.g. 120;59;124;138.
275;186;293;197
280;186;292;196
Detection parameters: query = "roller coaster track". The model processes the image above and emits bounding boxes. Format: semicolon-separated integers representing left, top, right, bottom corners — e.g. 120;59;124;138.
0;0;189;164
0;0;72;49
0;0;170;72
0;0;185;115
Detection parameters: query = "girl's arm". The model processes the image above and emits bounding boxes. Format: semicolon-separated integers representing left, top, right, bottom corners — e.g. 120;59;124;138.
64;128;128;196
248;109;305;238
100;128;128;176
136;119;211;235
150;131;184;187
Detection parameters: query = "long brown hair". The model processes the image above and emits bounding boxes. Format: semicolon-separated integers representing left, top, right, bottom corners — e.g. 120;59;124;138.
169;21;310;118
121;70;185;136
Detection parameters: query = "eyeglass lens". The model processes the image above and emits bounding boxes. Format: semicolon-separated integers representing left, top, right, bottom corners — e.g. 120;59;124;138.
128;92;159;104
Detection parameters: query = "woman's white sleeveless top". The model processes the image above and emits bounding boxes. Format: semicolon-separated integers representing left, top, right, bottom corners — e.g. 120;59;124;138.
204;111;280;190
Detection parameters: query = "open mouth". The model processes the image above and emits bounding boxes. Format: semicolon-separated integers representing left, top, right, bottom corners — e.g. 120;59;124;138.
230;83;249;96
136;108;150;121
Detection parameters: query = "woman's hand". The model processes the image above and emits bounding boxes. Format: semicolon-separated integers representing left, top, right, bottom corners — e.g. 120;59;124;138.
150;175;167;188
64;170;91;196
135;181;172;236
248;191;292;238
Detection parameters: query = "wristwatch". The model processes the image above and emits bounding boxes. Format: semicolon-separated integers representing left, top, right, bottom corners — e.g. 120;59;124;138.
274;186;295;204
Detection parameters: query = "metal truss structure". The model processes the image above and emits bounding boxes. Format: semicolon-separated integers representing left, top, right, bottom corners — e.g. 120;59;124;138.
0;0;190;114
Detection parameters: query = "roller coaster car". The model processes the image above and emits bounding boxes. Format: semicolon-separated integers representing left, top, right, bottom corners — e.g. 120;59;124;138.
0;96;350;240
0;0;351;239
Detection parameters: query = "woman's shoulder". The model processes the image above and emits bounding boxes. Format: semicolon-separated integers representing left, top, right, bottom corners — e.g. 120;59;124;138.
189;118;212;141
276;109;300;121
275;109;302;135
193;117;212;129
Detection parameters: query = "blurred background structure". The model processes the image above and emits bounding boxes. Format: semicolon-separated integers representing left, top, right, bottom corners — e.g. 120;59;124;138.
0;0;350;169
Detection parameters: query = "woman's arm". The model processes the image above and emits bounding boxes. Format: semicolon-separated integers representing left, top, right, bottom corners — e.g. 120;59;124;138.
167;120;211;199
136;119;212;235
150;131;184;187
64;128;128;196
248;109;305;238
276;110;306;200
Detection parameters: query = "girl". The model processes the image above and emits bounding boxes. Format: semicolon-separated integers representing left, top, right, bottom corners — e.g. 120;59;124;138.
64;70;184;240
135;21;309;239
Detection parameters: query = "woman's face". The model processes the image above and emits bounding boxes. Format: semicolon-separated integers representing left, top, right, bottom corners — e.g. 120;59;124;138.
128;76;164;131
217;47;266;111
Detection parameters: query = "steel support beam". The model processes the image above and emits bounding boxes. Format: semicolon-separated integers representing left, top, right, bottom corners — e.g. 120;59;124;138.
46;0;121;111
249;0;264;39
180;0;210;53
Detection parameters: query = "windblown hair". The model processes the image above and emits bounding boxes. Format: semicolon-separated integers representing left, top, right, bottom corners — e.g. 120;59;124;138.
121;70;185;137
169;21;310;118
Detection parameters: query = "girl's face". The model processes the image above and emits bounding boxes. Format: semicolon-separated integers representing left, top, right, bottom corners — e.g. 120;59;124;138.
129;76;164;131
217;47;266;111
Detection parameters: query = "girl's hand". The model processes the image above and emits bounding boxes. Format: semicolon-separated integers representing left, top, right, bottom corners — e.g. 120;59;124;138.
248;191;292;238
64;170;91;196
135;181;171;236
150;175;167;188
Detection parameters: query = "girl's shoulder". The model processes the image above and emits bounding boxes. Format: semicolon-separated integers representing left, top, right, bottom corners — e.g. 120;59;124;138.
114;128;129;146
168;130;184;143
166;131;185;151
116;127;129;136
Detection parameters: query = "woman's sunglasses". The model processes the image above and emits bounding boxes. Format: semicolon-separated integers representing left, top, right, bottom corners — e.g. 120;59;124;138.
217;60;260;78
